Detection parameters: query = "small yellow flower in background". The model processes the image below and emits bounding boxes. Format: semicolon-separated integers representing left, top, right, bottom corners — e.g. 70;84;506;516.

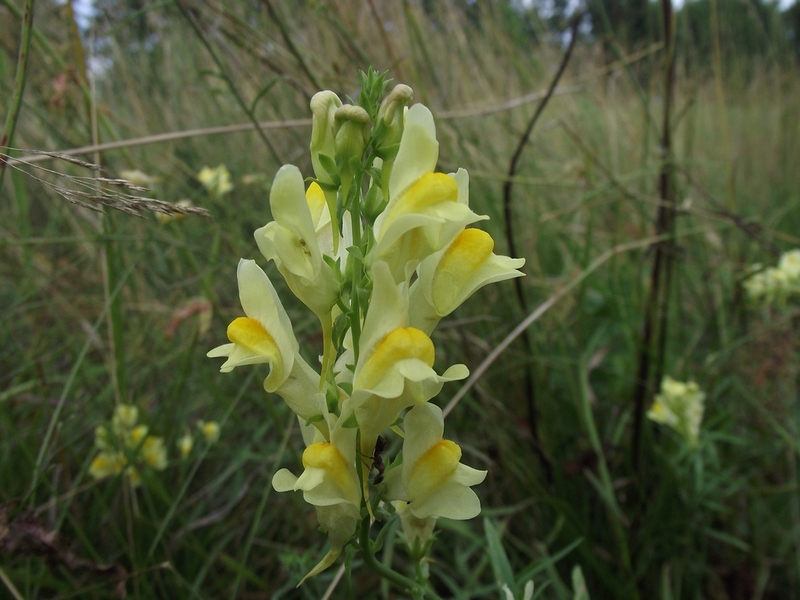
112;404;138;431
743;248;800;305
142;436;168;469
89;451;126;479
156;199;194;224
647;377;705;447
197;164;233;197
89;404;168;485
119;169;162;187
778;249;800;280
197;420;220;444
177;431;194;458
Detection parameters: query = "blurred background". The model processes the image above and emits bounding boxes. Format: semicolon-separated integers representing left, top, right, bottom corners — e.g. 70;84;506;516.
1;0;799;598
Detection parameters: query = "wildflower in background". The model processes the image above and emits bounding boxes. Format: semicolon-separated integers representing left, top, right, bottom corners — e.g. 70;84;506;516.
647;377;705;447
177;431;194;458
208;72;524;585
89;404;168;485
120;169;161;187
197;164;233;197
198;420;220;444
743;248;800;305
156;199;194;224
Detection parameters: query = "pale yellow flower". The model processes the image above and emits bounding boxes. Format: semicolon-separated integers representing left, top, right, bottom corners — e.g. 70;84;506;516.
409;227;525;334
384;402;486;520
177;432;194;458
142;436;168;470
120;169;161;187
197;420;220;444
647;376;705;447
197;165;233;197
89;451;126;479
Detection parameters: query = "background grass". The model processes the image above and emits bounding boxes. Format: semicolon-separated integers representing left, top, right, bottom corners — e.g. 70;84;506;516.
1;0;799;598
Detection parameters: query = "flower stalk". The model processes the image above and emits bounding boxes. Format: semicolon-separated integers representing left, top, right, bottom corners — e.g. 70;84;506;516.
208;69;525;586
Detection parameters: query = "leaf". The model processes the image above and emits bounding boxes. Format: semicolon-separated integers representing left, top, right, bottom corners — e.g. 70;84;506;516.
249;77;281;113
484;518;515;595
572;565;589;600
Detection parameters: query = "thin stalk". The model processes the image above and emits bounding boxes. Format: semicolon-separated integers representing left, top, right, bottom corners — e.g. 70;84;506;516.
577;361;637;599
358;518;441;600
0;0;35;190
174;0;281;163
501;13;582;484
631;0;678;469
260;0;322;92
229;412;294;599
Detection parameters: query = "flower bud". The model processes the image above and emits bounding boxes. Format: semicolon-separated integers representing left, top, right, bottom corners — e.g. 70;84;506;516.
376;84;413;160
334;105;370;166
310;91;342;183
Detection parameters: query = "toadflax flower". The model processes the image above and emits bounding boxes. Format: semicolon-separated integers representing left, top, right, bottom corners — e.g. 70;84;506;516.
367;104;486;282
272;407;361;584
348;261;468;455
254;165;340;321
206;259;327;427
647;376;705;447
409;227;525;335
197;164;233;197
89;404;167;485
384;402;486;520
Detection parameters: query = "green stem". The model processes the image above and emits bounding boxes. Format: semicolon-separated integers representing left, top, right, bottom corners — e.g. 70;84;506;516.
358;518;441;600
0;0;35;190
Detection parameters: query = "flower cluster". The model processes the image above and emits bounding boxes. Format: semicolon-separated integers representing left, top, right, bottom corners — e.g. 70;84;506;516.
177;419;221;458
208;73;525;582
89;404;168;485
743;248;800;305
647;377;705;447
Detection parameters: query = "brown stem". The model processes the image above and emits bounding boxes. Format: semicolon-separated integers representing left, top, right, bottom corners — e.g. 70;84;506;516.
501;13;583;483
631;0;677;470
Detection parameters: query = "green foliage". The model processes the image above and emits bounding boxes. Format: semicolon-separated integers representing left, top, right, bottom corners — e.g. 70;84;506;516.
1;0;800;598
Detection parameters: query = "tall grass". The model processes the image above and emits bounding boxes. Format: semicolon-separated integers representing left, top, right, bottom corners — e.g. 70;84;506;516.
1;0;799;598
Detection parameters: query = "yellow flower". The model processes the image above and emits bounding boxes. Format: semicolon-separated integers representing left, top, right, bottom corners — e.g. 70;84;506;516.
197;164;233;197
112;404;138;432
272;412;361;583
368;105;485;282
197;420;220;444
384;402;486;520
207;259;327;425
89;451;126;479
254;166;340;319
647;376;705;447
120;169;161;187
409;227;525;334
142;436;168;470
177;431;194;458
349;262;468;451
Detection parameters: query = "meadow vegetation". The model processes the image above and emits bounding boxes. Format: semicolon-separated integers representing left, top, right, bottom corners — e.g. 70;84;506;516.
1;0;799;598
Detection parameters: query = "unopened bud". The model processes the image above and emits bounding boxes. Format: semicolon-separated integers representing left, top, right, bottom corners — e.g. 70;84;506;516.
310;91;342;183
334;105;370;165
376;84;413;160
